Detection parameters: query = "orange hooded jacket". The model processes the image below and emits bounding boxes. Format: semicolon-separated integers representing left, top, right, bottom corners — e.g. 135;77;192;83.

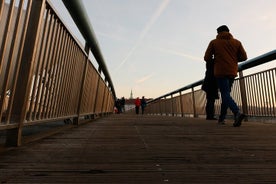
204;32;247;77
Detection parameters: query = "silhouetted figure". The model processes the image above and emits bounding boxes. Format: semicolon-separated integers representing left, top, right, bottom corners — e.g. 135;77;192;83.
202;59;219;120
141;96;147;114
204;25;247;126
121;97;125;113
115;98;121;114
134;97;141;114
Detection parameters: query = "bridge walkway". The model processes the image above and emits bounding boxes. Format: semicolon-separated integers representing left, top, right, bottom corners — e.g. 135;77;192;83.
1;114;276;183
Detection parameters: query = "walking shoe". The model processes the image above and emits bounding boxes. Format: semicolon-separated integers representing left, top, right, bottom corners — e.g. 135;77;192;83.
233;113;245;127
218;120;225;125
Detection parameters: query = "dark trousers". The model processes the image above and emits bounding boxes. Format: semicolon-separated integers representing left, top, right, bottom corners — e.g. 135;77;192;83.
135;106;139;114
206;97;215;119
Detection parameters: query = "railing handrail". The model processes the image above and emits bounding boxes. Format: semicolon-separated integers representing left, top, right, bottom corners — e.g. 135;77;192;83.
238;49;276;71
148;49;276;103
61;0;116;98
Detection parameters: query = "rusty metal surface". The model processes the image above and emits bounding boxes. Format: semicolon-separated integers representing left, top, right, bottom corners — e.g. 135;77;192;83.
1;114;276;183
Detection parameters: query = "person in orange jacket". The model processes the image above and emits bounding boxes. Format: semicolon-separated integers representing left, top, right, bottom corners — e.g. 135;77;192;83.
204;25;247;127
134;97;141;114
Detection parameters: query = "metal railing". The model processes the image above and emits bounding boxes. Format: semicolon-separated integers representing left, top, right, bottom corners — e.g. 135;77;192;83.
146;50;276;120
0;0;115;146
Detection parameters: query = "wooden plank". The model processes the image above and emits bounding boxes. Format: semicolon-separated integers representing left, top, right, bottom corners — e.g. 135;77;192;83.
1;114;276;183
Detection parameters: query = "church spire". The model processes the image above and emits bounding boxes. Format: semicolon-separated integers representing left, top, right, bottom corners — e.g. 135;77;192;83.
130;89;133;99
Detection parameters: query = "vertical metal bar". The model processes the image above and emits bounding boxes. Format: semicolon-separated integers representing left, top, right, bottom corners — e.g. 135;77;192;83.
102;89;109;115
0;0;4;19
0;0;15;74
252;75;258;116
255;74;261;116
27;7;47;120
248;75;253;116
93;75;101;116
44;20;62;118
164;96;167;116
7;0;46;146
52;28;68;118
49;27;65;117
246;76;253;116
39;20;55;117
61;40;74;115
260;73;266;116
272;69;276;116
268;70;275;116
64;40;75;115
41;16;59;118
0;0;24;119
100;82;107;116
179;91;184;117
265;71;271;116
238;71;248;120
5;0;33;123
59;36;73;116
32;9;51;120
73;43;89;125
159;99;162;115
171;94;174;116
92;71;97;113
191;87;197;117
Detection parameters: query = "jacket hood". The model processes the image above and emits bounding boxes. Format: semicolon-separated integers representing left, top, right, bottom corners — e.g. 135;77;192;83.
216;32;233;40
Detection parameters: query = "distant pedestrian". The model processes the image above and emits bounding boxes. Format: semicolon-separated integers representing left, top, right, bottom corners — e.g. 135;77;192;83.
202;59;219;120
115;98;121;114
141;96;147;114
204;25;247;126
121;97;125;113
134;97;141;114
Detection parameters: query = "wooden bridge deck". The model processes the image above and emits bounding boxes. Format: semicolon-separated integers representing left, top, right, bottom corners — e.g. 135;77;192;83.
1;114;276;183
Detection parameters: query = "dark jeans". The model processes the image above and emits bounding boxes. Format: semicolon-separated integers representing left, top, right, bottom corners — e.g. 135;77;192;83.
217;77;239;121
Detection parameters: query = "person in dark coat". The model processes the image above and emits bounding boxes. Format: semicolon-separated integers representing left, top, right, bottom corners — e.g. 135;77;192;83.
120;97;125;113
202;59;219;120
141;96;147;114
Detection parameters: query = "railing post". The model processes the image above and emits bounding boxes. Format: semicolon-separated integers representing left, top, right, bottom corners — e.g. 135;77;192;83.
192;87;197;118
239;71;249;121
179;91;184;117
73;43;89;125
0;1;4;18
159;99;162;115
104;89;111;115
7;0;46;146
100;80;107;116
93;70;101;117
171;94;174;116
164;97;168;116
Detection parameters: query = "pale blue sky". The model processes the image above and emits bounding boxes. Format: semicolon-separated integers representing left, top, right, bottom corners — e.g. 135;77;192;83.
49;0;276;99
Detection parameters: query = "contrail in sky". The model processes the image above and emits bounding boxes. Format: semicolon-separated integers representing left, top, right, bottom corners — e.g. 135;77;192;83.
156;47;203;62
136;73;155;84
115;0;171;72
